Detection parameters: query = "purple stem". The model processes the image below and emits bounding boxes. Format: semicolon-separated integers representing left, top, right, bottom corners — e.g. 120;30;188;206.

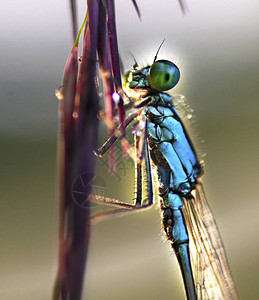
98;1;117;171
53;44;79;299
63;0;99;298
69;0;78;41
130;0;141;19
54;0;100;299
106;0;126;130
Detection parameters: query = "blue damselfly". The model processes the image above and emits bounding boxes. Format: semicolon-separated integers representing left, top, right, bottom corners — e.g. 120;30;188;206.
90;49;238;300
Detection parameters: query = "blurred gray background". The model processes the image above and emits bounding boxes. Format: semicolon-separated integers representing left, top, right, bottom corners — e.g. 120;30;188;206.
1;0;259;299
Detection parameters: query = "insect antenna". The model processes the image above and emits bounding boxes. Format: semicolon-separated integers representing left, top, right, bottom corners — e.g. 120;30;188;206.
153;39;165;63
129;51;138;69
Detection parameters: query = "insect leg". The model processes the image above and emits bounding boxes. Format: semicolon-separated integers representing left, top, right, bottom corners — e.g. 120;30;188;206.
95;109;142;157
89;194;149;224
91;128;153;222
135;115;153;206
98;101;135;120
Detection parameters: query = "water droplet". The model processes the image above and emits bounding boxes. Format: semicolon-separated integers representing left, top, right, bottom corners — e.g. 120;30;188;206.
112;92;120;103
72;112;78;119
187;113;192;119
55;88;63;101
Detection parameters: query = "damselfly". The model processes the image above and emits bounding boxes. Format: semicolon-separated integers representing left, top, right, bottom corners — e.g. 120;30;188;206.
91;50;238;300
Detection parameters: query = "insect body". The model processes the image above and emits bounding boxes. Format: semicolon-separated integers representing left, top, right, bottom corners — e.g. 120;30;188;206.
125;60;202;299
95;59;238;300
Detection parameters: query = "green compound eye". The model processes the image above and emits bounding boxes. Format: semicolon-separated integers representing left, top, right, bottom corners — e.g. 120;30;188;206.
148;60;180;91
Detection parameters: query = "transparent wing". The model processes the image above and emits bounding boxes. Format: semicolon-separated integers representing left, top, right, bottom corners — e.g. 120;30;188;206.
182;179;238;300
